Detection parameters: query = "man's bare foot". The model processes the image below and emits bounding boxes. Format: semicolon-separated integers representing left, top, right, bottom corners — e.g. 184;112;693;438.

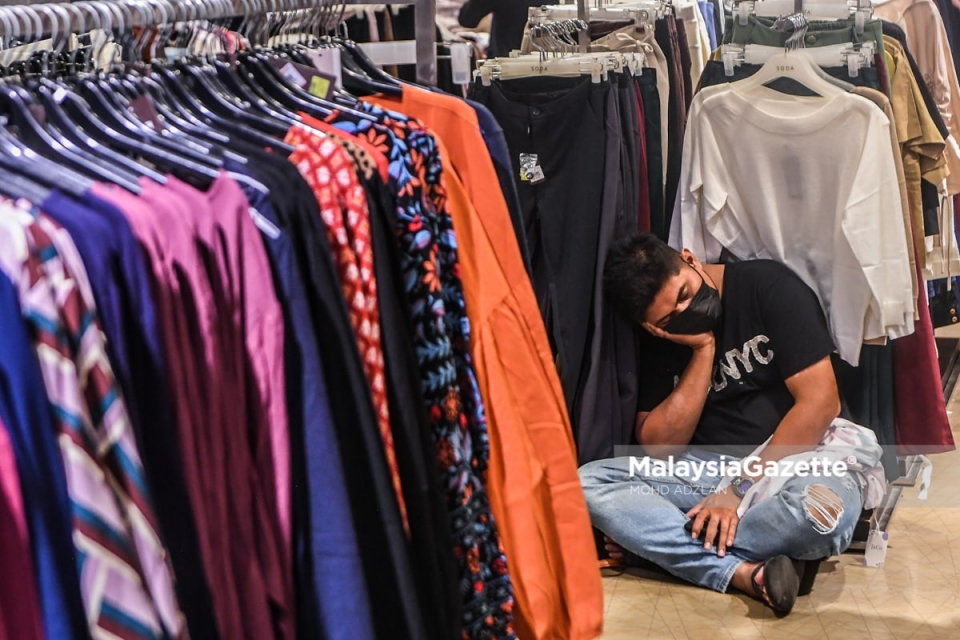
731;561;774;607
731;557;801;615
603;536;626;561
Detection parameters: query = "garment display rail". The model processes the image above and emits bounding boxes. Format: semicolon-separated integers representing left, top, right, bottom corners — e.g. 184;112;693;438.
0;0;437;84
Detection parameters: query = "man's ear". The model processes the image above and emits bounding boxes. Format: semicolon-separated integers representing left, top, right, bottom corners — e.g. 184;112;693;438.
679;248;700;268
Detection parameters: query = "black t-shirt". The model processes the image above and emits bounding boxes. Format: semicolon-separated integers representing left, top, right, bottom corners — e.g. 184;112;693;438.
637;260;836;454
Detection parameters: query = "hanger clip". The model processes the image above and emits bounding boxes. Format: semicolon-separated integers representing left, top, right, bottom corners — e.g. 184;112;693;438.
722;49;742;77
846;51;860;77
738;1;754;26
854;9;867;35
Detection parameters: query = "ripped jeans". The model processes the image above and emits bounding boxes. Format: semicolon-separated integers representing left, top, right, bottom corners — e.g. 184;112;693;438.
579;448;864;593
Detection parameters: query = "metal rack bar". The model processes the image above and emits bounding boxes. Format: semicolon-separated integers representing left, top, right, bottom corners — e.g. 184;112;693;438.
578;0;590;52
343;0;437;86
0;0;437;85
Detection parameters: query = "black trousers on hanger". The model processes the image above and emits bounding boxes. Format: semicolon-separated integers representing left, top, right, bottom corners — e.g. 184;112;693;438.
636;70;664;236
470;75;614;423
573;73;643;464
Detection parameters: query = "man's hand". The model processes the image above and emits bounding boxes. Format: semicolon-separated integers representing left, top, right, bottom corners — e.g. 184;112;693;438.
685;488;741;557
643;323;715;351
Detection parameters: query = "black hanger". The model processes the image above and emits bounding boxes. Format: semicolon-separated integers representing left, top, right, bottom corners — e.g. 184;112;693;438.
117;74;249;165
0;164;52;204
234;51;328;115
72;76;222;180
150;62;294;153
0;127;91;197
135;74;246;156
211;57;300;124
325;42;403;98
0;84;142;193
99;74;227;167
32;81;168;184
175;59;292;137
334;38;404;92
237;49;377;120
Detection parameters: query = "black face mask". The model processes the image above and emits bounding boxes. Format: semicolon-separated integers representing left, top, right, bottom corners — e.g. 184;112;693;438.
664;266;722;335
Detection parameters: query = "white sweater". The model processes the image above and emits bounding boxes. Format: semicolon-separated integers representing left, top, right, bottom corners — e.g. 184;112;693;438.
669;84;915;365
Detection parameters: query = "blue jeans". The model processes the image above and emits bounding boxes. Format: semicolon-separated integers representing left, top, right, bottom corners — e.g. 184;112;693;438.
579;448;864;592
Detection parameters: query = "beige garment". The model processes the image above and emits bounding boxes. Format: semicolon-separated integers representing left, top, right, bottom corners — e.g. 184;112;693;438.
697;4;712;67
853;86;920;319
874;0;960;195
590;24;671;187
884;35;951;276
676;1;710;84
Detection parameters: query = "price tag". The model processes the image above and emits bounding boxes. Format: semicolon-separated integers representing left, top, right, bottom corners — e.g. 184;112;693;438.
519;153;545;184
309;75;332;100
279;62;307;89
917;455;933;500
306;48;343;90
864;529;889;568
130;94;164;132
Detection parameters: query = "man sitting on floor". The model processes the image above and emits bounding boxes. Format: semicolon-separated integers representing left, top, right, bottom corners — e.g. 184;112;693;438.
579;233;882;615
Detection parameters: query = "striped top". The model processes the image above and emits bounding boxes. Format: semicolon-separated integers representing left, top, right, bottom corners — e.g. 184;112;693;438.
0;196;186;640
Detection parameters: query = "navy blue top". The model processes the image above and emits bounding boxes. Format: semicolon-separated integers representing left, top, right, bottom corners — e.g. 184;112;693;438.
227;162;376;640
41;188;219;640
466;99;532;275
0;271;88;640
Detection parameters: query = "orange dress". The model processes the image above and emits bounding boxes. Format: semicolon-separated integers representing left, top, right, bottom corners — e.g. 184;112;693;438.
366;88;603;640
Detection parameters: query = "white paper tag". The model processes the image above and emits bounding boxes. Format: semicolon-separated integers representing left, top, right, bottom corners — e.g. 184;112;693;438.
863;530;889;568
917;455;933;500
164;46;188;62
306;48;343;90
279;62;307;89
450;43;472;85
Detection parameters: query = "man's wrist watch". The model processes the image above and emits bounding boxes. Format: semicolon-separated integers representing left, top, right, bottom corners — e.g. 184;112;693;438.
730;475;755;499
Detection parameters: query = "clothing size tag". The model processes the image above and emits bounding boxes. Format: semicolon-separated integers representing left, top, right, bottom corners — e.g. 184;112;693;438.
309;75;333;100
129;94;164;132
863;530;889;568
519;154;545;184
306;48;343;90
279;62;307;88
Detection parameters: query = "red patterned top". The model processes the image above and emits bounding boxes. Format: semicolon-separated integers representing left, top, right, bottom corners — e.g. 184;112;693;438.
285;125;409;533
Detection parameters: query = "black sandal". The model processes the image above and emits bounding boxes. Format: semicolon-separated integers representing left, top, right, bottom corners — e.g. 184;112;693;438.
751;555;801;616
796;558;824;597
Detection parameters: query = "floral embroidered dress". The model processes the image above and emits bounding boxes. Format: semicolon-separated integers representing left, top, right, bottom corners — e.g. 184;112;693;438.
325;104;517;640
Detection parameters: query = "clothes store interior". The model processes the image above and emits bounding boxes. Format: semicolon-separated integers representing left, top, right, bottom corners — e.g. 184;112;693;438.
0;0;959;638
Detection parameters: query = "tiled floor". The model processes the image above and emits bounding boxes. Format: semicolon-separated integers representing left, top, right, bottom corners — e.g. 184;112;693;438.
600;374;960;639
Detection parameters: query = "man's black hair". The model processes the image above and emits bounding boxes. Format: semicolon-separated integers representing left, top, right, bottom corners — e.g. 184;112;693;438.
604;233;686;324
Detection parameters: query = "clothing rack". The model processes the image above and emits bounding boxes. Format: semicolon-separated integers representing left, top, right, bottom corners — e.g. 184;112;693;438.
0;0;437;85
579;0;591;53
340;0;437;85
